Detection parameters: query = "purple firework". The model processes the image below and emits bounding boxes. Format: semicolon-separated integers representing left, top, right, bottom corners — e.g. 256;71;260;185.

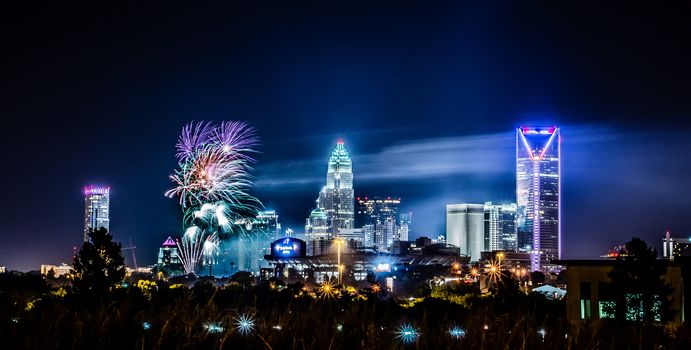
175;121;214;161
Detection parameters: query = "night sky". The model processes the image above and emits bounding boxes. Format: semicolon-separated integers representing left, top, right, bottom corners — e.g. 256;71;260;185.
3;2;691;271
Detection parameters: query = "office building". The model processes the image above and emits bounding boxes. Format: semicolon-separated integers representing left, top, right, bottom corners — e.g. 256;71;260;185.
484;202;517;252
516;126;561;271
356;196;406;252
83;185;110;241
399;212;412;242
356;197;400;227
338;228;365;250
662;231;691;261
446;204;485;261
239;210;281;273
317;140;355;234
157;236;183;275
305;208;330;256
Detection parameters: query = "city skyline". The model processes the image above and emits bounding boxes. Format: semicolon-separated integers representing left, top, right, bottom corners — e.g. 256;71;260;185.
3;2;691;271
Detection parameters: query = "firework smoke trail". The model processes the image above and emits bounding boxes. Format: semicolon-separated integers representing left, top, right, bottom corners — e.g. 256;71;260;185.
202;231;220;265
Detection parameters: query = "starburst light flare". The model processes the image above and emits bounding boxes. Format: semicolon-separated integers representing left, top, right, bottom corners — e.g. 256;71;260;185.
234;313;255;335
448;326;466;339
317;280;338;299
395;323;420;344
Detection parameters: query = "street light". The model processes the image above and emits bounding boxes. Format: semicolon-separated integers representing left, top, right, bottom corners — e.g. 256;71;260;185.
335;238;345;285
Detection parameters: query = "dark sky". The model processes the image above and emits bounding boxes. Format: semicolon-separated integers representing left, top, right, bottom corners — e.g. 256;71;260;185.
2;1;691;271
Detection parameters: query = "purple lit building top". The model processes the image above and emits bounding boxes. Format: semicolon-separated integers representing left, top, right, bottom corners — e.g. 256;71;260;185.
161;236;177;247
84;185;110;196
83;185;110;241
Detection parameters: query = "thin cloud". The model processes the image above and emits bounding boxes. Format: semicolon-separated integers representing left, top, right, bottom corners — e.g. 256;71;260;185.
255;132;514;190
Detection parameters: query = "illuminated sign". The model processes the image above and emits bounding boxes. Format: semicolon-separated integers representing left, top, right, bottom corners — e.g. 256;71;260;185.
376;263;391;272
270;237;306;258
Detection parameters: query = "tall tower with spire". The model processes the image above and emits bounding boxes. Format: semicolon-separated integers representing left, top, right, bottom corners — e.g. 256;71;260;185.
317;140;354;236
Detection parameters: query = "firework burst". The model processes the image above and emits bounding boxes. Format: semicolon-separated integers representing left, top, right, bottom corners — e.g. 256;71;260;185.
177;227;204;274
167;121;262;275
202;232;220;265
166;121;261;219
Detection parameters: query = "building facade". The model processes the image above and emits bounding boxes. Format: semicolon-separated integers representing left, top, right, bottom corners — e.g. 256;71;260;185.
157;236;183;275
516;126;561;271
484;202;517;252
399;212;412;242
317;140;355;235
40;263;73;277
446;203;485;261
662;231;691;261
83;185;110;241
356;196;407;252
559;260;685;326
305;208;330;256
239;210;281;273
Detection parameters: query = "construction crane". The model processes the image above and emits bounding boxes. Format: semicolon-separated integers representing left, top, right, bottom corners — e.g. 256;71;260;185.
122;238;138;268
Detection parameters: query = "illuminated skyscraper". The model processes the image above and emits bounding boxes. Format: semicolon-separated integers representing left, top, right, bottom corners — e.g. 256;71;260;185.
157;236;183;275
399;212;412;242
83;185;110;241
317;140;354;235
305;208;330;255
516;126;561;271
484;202;517;252
356;196;403;251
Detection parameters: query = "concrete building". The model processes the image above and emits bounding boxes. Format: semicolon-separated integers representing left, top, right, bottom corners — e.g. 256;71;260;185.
446;203;485;261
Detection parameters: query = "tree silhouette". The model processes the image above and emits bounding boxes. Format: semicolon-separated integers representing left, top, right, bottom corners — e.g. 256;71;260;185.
608;237;675;323
72;227;125;297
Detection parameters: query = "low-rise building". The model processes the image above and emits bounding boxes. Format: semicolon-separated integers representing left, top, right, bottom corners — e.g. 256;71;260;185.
558;260;686;326
40;263;73;277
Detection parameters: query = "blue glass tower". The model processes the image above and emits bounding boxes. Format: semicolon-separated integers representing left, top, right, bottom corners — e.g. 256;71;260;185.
516;127;560;271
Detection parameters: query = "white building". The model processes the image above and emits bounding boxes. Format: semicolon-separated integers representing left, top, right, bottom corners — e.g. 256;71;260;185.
445;203;485;261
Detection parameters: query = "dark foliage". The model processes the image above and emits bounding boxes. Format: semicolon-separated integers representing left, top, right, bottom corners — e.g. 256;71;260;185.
72;228;126;299
608;237;676;323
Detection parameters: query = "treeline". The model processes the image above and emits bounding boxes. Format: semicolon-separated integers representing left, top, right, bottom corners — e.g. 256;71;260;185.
1;271;689;349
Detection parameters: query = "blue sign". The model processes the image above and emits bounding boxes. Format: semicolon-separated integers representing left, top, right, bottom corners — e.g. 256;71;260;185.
270;237;306;258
